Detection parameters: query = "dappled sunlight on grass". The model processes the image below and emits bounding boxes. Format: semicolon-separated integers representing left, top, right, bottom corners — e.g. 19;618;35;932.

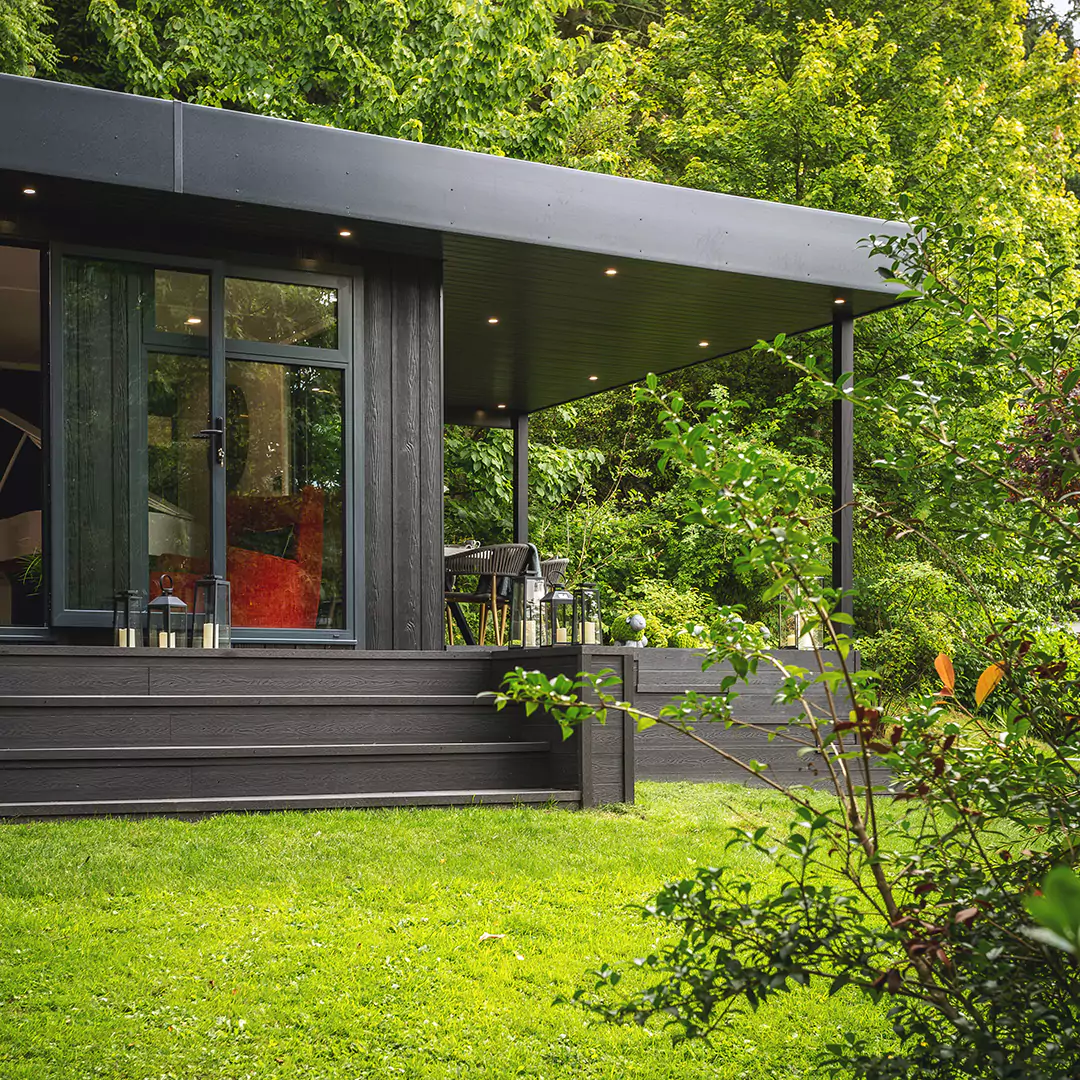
0;783;893;1079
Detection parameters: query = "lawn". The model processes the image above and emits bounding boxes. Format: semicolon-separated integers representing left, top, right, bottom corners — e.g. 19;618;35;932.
0;782;894;1079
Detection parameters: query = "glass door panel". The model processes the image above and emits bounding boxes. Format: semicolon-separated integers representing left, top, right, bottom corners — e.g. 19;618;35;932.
147;352;211;608
0;246;44;626
225;361;344;629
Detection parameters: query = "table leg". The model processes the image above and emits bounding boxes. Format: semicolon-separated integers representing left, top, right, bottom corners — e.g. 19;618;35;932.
448;602;475;646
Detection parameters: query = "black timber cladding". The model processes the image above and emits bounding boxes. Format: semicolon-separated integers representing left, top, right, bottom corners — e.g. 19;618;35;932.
0;74;907;416
364;258;444;650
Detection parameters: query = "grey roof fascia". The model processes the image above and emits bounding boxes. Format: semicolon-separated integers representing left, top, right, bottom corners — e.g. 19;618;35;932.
0;74;903;298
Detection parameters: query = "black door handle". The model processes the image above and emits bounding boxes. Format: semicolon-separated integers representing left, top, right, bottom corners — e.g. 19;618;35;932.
193;416;225;467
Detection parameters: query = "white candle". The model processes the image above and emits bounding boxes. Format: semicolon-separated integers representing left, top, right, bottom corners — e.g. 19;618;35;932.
116;628;127;647
169;631;176;648
202;622;216;649
583;620;597;644
525;622;537;647
556;628;568;643
158;631;169;648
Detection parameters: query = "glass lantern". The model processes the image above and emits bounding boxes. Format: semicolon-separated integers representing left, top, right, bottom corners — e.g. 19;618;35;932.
148;574;188;649
573;582;602;645
192;574;231;649
112;589;143;648
508;573;543;648
541;585;575;646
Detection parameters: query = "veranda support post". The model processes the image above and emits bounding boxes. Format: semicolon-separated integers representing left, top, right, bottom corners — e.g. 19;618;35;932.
832;308;855;625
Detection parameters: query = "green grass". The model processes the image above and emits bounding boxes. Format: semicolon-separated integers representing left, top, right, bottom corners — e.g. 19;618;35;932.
0;782;893;1079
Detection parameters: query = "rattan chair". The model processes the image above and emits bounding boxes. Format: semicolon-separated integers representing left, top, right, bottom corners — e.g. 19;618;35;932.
539;558;569;589
444;543;533;645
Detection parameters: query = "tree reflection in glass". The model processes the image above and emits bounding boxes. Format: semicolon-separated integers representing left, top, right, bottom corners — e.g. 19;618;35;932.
225;361;344;629
225;279;337;349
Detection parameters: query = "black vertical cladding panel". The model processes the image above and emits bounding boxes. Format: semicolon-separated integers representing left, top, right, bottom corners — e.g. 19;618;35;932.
364;256;444;650
392;265;422;648
364;269;393;649
418;266;444;650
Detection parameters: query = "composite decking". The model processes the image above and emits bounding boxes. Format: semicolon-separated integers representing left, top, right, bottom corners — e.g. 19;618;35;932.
0;645;842;818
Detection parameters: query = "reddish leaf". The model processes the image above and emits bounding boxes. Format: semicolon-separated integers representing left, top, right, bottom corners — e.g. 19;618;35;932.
885;969;903;993
934;653;956;693
953;907;979;926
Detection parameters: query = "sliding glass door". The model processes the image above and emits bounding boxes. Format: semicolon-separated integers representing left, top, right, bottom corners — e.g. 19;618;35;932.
55;252;354;639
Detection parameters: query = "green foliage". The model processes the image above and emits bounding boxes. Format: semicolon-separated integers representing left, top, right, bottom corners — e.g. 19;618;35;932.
642;613;667;648
1026;866;1080;955
41;0;622;160
493;220;1080;1078
0;0;56;75
608;610;645;643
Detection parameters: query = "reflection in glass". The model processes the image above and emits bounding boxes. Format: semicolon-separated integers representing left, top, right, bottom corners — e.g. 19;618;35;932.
147;353;211;609
225;278;338;348
0;246;44;625
154;270;209;335
225;362;344;628
63;257;141;611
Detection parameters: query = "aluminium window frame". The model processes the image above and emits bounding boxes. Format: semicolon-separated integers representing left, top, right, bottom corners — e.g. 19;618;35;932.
48;242;364;645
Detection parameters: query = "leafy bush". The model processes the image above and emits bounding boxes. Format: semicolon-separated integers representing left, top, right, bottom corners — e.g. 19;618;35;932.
642;613;668;648
492;217;1080;1078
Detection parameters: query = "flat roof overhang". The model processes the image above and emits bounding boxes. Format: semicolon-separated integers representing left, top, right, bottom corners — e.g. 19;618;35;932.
0;74;906;419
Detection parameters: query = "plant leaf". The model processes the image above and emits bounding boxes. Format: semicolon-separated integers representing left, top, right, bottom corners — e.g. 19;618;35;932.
934;653;956;693
974;662;1005;707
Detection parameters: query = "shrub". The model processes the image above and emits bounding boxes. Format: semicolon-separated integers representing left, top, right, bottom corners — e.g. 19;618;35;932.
492;217;1080;1078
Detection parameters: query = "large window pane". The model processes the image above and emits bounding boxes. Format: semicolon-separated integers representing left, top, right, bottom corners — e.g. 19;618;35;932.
0;246;44;626
225;278;338;349
154;270;209;335
62;258;142;611
148;353;211;608
225;361;344;628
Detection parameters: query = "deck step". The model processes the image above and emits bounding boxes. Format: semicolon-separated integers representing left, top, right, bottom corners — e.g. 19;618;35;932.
0;694;485;708
0;788;583;818
1;741;549;762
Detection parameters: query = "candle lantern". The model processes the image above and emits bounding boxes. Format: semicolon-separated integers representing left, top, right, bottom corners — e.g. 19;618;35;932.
573;582;602;645
508;573;543;648
112;589;143;647
147;574;188;649
541;585;575;646
192;574;231;649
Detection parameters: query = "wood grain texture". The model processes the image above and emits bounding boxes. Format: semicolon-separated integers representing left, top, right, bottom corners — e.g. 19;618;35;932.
363;256;443;650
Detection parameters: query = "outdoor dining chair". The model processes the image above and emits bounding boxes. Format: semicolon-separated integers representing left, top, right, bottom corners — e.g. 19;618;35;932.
539;558;569;589
444;543;534;646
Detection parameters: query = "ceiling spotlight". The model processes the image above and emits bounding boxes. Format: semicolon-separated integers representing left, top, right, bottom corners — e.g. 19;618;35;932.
22;187;36;196
338;228;352;238
496;403;507;409
834;297;846;305
604;268;617;276
185;317;202;325
588;375;599;381
487;317;499;324
698;340;709;347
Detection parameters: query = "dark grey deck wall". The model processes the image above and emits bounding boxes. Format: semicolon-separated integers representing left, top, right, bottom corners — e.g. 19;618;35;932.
363;256;444;650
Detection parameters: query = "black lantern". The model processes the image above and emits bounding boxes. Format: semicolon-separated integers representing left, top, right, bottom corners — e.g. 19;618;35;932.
148;574;187;649
192;574;231;649
541;584;575;646
508;573;543;648
573;582;602;645
112;589;143;648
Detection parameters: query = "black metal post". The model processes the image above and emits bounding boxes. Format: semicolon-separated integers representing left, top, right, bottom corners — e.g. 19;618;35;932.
512;412;529;544
832;310;854;625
